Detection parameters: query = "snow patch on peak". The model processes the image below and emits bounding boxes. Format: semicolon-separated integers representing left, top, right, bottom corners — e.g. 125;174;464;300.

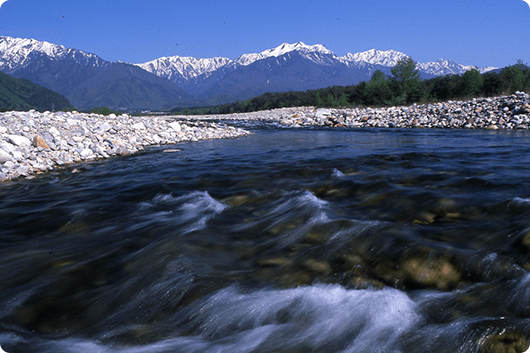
417;58;497;76
0;36;107;71
234;42;334;67
345;49;409;67
136;55;231;81
264;42;333;57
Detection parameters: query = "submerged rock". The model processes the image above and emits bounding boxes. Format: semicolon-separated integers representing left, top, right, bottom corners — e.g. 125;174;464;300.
400;251;461;290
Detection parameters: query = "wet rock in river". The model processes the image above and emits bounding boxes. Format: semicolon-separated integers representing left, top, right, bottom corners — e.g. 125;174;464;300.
474;322;530;353
348;276;385;290
400;250;461;290
303;259;332;274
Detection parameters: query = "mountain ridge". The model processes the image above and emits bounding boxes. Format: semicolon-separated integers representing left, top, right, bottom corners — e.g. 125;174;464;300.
0;36;193;110
0;36;499;110
136;41;496;81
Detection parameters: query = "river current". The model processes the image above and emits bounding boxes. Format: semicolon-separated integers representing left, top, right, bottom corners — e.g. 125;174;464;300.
1;123;530;352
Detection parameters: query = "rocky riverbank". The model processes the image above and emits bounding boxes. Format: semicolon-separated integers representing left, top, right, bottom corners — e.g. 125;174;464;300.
174;91;530;129
1;92;530;181
0;111;252;181
272;91;530;129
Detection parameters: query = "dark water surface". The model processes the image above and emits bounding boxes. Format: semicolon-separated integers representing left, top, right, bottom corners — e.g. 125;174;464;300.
2;125;530;352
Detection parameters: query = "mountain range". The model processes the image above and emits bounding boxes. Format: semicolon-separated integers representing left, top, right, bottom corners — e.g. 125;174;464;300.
0;36;497;111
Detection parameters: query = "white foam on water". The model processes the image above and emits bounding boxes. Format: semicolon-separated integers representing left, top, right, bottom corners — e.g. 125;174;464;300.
507;272;530;315
177;191;227;216
231;189;384;249
151;191;227;215
509;197;530;206
29;285;416;352
331;168;346;179
276;209;331;247
131;191;227;234
29;284;418;353
173;284;420;352
263;191;330;245
232;190;330;241
289;190;329;209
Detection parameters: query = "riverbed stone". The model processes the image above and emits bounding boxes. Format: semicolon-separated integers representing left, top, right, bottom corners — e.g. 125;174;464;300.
0;149;13;164
0;111;253;181
169;122;182;132
400;251;461;290
32;135;50;150
7;135;31;147
267;92;530;130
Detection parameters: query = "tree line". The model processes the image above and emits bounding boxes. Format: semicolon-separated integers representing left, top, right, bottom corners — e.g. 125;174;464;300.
171;58;530;115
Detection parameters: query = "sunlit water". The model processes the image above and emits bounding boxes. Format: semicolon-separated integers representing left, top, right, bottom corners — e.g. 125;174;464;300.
2;124;530;352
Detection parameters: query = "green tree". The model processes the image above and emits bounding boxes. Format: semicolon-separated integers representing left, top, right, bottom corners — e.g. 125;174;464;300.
364;70;393;106
459;68;484;97
314;92;324;107
429;75;460;101
337;93;350;107
325;93;336;107
390;57;421;104
501;61;526;93
370;69;387;83
483;71;504;96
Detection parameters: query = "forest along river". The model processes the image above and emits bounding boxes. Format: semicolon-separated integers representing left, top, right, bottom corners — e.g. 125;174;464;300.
2;123;530;353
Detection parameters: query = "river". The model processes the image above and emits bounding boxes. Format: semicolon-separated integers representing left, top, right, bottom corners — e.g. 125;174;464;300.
1;124;530;352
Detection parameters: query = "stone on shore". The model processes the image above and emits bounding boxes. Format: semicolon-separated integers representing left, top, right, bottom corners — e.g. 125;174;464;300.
1;92;529;181
168;122;182;132
0;149;13;164
32;135;50;149
0;110;253;181
7;135;31;147
270;92;530;130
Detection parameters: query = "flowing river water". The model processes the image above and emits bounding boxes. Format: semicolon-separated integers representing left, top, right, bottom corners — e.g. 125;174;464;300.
1;123;530;352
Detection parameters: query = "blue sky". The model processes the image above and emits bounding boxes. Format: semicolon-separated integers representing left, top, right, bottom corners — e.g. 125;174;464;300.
0;0;529;68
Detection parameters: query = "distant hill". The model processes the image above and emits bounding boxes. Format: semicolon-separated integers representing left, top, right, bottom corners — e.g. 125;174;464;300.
66;62;195;111
0;70;75;111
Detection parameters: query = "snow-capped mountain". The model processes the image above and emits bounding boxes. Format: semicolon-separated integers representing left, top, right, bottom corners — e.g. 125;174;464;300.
136;42;495;90
416;59;496;76
233;42;335;67
137;56;231;84
342;49;409;68
135;41;351;100
0;36;192;110
136;42;337;83
0;36;500;110
0;36;108;72
341;49;494;77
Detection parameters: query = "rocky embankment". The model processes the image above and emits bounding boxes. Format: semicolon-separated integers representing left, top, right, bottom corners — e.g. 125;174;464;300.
0;111;251;180
272;91;530;129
